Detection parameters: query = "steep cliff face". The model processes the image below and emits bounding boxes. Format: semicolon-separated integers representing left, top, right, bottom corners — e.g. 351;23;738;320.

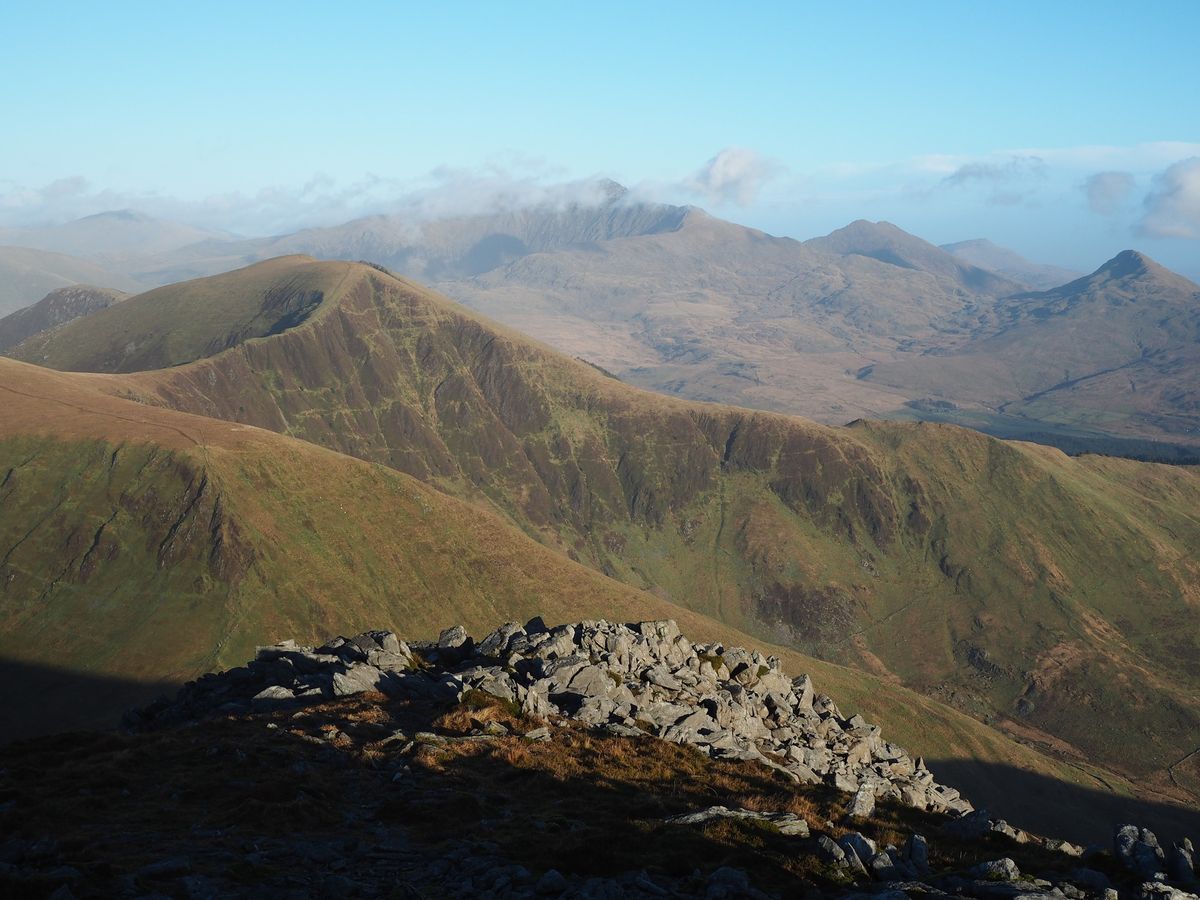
129;268;905;557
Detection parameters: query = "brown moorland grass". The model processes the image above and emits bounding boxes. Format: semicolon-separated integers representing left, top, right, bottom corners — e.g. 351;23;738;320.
0;691;1138;898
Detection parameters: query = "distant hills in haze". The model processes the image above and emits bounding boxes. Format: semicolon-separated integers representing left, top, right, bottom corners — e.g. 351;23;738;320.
0;245;138;317
2;190;1197;454
940;238;1082;291
0;209;227;263
0;284;128;352
865;249;1200;447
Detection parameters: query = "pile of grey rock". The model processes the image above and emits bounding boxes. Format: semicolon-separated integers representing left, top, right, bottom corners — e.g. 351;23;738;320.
124;618;1200;899
132;618;971;817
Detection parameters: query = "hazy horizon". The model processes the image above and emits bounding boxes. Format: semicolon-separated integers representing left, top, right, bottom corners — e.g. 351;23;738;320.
2;1;1197;277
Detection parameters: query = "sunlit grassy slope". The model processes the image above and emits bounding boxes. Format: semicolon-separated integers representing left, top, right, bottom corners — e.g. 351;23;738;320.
7;258;1200;815
7;355;1187;841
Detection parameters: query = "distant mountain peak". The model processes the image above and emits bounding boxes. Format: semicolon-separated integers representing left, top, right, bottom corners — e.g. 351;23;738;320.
839;218;903;235
595;178;629;203
945;237;997;251
1024;248;1197;300
1085;250;1174;285
1103;249;1154;275
80;209;151;223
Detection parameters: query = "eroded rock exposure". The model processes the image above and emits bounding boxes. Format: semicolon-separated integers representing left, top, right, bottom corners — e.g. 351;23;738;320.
131;618;972;817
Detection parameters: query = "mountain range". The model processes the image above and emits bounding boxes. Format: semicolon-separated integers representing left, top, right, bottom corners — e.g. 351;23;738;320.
866;250;1200;443
3;256;1198;842
3;192;1195;455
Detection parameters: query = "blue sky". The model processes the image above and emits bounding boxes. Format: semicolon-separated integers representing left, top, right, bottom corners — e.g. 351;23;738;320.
2;1;1198;275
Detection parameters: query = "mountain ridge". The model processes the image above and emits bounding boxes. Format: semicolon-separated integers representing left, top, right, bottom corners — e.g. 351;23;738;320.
4;353;1173;841
11;257;1199;812
866;249;1200;439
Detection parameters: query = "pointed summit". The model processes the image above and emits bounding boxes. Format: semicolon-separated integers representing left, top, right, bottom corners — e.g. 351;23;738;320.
1038;249;1198;297
595;178;629;204
1096;249;1156;279
806;219;1023;296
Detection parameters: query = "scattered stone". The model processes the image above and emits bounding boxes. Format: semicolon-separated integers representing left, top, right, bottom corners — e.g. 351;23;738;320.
1135;882;1200;900
706;866;768;899
138;856;192;878
839;832;877;866
846;783;876;819
251;685;295;704
664;805;809;837
1068;868;1111;892
972;858;1020;881
536;868;568;895
905;833;931;875
816;835;847;866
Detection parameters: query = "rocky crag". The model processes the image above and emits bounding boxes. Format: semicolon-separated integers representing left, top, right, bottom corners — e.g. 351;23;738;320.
106;619;1200;899
133;618;972;819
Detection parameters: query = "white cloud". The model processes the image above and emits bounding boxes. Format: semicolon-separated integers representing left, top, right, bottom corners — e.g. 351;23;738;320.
682;147;782;206
1083;171;1136;215
1138;157;1200;239
940;155;1046;188
0;164;629;236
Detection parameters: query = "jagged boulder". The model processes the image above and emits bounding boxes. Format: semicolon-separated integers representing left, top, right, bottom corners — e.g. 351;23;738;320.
972;857;1020;881
1118;824;1168;880
1172;840;1197;885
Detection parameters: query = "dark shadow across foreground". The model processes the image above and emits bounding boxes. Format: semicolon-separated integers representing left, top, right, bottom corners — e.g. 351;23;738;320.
930;757;1200;847
0;657;179;745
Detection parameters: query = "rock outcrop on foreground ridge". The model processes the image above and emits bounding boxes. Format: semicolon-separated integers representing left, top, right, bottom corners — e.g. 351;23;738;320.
134;618;968;817
107;618;1200;899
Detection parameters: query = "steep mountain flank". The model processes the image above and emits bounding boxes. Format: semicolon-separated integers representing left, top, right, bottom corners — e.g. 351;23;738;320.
0;284;128;351
1;357;1159;841
20;258;1200;806
10;202;1193;448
